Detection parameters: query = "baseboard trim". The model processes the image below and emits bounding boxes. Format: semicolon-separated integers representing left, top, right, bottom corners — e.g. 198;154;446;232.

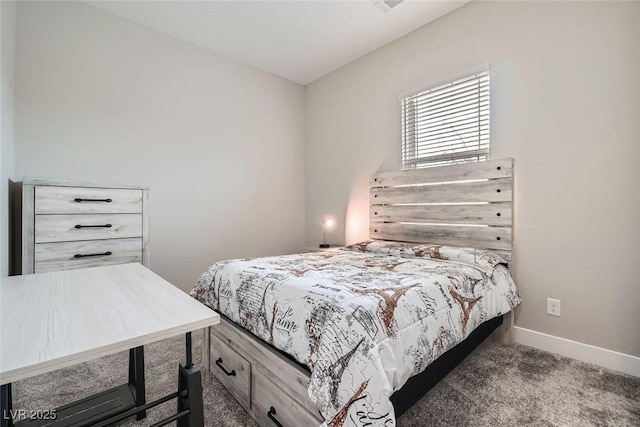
513;326;640;377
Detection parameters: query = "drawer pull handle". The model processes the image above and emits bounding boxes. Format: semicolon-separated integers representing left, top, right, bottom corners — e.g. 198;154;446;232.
215;358;236;377
74;224;113;229
74;198;112;203
267;407;283;427
74;251;112;258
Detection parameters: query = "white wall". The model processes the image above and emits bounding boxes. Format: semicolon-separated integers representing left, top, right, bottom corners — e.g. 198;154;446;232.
1;1;16;277
15;1;306;291
305;1;640;356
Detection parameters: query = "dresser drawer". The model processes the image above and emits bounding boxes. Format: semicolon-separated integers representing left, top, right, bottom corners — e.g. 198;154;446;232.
252;365;322;427
35;186;143;214
209;333;251;410
35;214;142;243
34;238;142;273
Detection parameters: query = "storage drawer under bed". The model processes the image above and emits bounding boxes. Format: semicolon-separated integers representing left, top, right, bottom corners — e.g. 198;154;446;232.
208;331;251;411
206;320;324;427
251;365;321;427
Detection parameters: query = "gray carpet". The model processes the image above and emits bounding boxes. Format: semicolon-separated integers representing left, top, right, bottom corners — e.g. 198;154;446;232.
13;331;640;426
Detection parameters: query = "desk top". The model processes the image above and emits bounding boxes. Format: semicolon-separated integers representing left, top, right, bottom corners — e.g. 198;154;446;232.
0;263;219;385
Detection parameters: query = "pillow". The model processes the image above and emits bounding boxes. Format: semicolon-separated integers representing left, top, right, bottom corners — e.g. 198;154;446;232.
343;240;507;277
411;244;507;276
343;240;417;257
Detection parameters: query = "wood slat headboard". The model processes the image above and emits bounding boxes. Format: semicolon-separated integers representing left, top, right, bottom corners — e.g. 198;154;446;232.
370;158;514;263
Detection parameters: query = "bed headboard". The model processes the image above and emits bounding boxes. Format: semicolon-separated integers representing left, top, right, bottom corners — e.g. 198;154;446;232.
370;158;513;263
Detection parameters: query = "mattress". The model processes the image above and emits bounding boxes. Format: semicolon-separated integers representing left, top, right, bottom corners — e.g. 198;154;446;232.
191;240;520;427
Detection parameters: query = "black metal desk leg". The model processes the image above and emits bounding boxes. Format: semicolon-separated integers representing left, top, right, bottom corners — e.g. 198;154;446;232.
186;332;193;368
128;347;146;420
1;383;13;427
177;333;204;427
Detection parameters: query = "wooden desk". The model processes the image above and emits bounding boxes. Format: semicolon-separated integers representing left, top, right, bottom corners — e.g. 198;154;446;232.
0;263;220;427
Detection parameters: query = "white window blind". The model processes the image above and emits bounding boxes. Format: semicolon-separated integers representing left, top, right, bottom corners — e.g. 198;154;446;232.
401;70;490;169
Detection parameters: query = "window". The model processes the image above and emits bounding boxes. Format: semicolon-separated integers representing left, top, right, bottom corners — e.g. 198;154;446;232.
401;70;490;169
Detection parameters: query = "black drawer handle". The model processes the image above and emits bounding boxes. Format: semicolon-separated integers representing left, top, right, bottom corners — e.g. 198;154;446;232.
74;224;112;229
74;251;112;258
267;407;283;427
215;358;236;377
74;198;112;203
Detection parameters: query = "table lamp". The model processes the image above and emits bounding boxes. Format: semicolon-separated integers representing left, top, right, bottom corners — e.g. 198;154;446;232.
319;218;335;248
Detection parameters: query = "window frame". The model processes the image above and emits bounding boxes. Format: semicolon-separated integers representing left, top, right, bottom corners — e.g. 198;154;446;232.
400;69;491;169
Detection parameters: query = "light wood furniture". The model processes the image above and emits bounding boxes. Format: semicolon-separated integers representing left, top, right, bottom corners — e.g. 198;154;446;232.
203;158;515;427
205;320;323;426
0;263;220;427
21;178;150;274
370;157;513;263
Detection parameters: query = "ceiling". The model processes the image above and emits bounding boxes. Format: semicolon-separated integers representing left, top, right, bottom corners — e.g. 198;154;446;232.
86;1;470;85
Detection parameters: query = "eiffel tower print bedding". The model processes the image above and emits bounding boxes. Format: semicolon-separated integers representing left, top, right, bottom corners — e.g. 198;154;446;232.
191;240;520;427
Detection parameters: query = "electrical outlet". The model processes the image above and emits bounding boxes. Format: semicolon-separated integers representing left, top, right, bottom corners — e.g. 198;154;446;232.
547;298;561;317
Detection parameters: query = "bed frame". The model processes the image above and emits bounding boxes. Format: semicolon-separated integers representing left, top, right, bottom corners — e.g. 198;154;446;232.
203;158;515;426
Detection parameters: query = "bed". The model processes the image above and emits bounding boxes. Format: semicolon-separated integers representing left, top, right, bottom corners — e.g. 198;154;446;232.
192;158;518;427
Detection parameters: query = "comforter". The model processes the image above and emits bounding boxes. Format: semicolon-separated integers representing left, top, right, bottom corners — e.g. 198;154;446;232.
191;241;520;426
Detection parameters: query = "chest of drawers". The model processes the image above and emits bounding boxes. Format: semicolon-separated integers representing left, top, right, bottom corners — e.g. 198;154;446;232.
21;178;149;274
